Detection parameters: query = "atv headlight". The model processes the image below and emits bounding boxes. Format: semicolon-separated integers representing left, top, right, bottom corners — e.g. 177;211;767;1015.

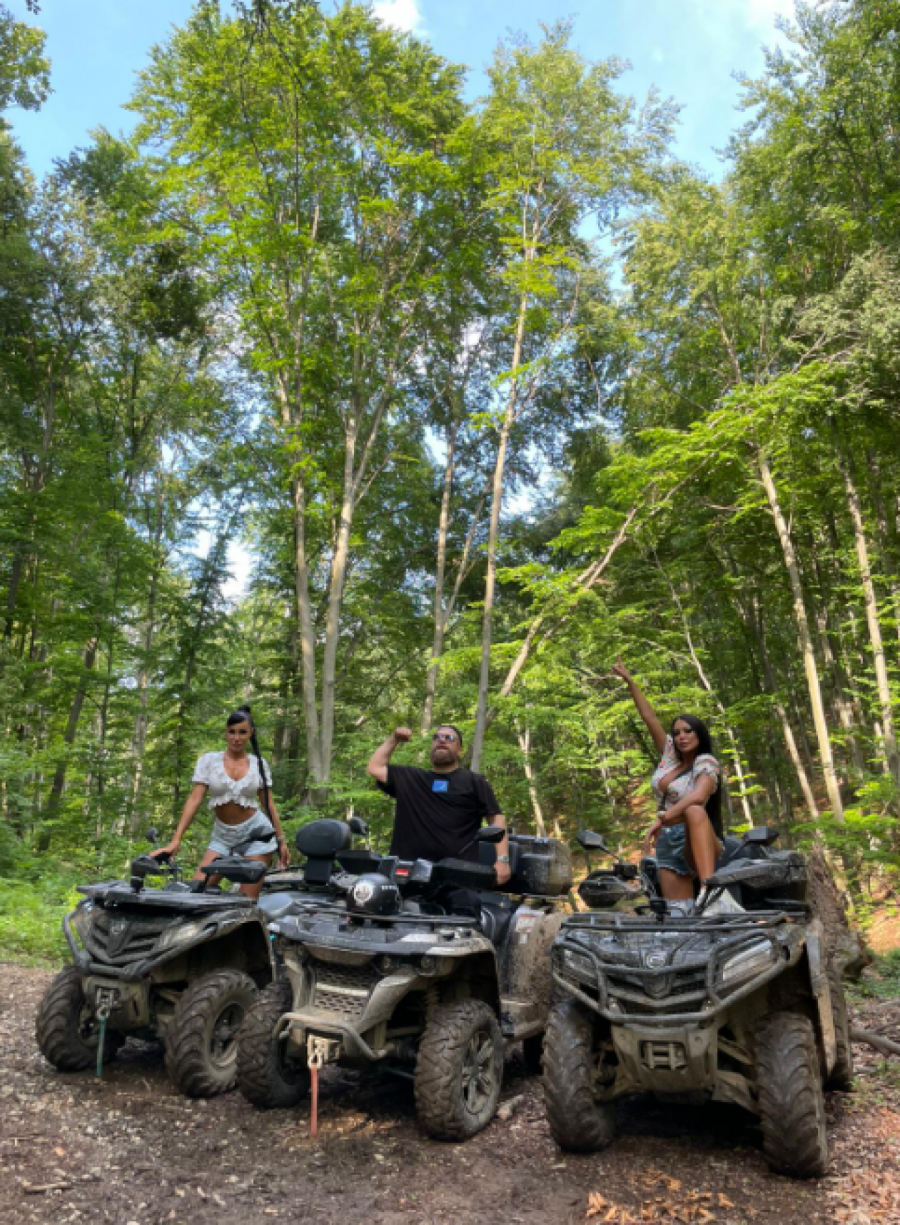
719;939;774;987
157;919;211;951
560;947;594;983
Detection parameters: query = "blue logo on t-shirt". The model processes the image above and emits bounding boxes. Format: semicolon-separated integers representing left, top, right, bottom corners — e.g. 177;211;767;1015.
432;779;449;793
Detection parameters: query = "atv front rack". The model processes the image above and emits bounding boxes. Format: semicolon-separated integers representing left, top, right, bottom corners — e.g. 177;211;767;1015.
553;910;803;1027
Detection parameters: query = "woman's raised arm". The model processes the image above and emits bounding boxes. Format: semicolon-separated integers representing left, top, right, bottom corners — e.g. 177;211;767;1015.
611;659;668;755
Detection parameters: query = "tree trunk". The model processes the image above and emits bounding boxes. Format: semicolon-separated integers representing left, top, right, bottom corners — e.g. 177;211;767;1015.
835;425;900;786
756;450;844;820
422;417;458;733
471;287;529;772
516;722;547;836
742;595;821;822
319;415;358;785
38;637;99;848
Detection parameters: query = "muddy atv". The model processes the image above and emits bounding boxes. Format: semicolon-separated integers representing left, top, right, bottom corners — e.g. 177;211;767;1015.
543;827;853;1179
237;819;572;1140
36;845;274;1097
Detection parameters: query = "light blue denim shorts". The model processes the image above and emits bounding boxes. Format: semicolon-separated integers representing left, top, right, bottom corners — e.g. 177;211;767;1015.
209;810;277;857
655;824;695;878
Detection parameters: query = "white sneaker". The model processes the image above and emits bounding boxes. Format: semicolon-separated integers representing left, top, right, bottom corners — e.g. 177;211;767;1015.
702;889;744;915
668;899;696;917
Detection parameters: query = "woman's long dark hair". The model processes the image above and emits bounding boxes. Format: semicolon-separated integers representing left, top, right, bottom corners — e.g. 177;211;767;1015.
670;713;722;836
227;705;272;820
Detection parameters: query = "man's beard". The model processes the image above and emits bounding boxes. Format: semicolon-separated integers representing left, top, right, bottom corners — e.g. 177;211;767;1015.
431;747;454;767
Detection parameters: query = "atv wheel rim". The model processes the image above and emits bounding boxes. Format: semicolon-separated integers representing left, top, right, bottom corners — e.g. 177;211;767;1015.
209;1002;245;1070
461;1029;495;1116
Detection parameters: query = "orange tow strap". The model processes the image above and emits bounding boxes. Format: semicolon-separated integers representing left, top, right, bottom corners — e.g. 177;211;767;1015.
310;1062;319;1138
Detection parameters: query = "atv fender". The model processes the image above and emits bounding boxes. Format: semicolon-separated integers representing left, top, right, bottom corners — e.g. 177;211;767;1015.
804;920;837;1076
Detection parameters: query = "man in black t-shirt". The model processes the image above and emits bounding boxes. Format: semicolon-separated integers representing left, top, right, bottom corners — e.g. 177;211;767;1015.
366;724;511;886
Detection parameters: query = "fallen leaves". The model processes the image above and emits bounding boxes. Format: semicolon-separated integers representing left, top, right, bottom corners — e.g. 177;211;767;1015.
584;1172;743;1224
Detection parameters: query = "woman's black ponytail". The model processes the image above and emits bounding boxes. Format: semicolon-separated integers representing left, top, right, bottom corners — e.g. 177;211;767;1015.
227;704;272;821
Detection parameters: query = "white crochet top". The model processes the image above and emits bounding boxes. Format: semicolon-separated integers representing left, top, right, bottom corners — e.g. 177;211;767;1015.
192;751;273;810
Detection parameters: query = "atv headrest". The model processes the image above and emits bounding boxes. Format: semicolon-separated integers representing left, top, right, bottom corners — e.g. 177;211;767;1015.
295;818;352;859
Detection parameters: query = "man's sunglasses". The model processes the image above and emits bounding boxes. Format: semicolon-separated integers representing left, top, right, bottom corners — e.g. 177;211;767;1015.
432;732;457;743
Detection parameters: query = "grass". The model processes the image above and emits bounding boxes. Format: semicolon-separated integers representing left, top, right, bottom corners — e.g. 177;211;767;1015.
0;875;76;965
847;948;900;1003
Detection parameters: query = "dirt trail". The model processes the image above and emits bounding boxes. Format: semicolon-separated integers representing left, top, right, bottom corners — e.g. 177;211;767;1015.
2;963;898;1225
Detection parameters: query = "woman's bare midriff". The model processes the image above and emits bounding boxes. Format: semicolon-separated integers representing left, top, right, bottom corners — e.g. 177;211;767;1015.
215;802;259;826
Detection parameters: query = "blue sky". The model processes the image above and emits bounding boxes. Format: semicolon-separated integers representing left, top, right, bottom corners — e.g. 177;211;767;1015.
9;0;794;182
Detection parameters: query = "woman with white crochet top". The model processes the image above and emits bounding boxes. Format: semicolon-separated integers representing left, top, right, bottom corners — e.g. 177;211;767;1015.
153;705;290;897
612;660;723;906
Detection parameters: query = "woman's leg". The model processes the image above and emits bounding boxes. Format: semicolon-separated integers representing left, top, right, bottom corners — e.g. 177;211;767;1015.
240;853;273;899
194;848;223;888
682;805;721;883
658;867;694;900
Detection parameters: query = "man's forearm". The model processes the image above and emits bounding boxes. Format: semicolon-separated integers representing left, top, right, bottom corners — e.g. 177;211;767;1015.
367;730;405;780
488;814;509;856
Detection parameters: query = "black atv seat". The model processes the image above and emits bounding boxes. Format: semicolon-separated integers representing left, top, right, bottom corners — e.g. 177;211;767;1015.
479;899;515;946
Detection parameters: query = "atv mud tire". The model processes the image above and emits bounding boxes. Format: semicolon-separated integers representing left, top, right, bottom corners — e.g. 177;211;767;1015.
237;978;310;1109
415;1000;503;1140
165;969;256;1098
543;997;616;1153
756;1011;829;1178
825;963;854;1090
35;966;125;1072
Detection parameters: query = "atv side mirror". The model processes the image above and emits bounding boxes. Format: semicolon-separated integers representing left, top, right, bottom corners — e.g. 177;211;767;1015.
744;826;779;846
476;825;506;844
577;831;608;852
348;816;369;837
146;826;159;844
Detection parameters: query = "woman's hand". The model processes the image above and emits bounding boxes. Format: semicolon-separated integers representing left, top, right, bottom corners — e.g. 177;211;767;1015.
151;841;180;859
642;816;663;855
277;838;291;869
610;658;632;685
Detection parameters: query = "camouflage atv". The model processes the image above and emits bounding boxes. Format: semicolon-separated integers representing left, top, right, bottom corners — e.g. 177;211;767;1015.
543;827;853;1178
36;844;273;1097
237;819;572;1139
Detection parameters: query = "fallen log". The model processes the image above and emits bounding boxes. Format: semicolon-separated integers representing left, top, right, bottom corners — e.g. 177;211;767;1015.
851;1026;900;1057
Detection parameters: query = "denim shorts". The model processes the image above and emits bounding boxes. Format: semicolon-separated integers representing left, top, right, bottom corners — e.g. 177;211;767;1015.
209;810;277;857
655;824;695;878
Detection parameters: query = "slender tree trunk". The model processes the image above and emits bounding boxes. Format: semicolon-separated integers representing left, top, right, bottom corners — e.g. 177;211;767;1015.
422;417;458;733
319;415;358;783
756;450;844;820
743;596;821;822
38;637;99;848
834;425;900;786
471;288;530;772
811;550;866;777
515;721;546;836
277;376;323;789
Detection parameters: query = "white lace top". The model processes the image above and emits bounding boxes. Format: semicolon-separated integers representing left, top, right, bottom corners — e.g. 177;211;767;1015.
651;736;720;813
192;751;273;811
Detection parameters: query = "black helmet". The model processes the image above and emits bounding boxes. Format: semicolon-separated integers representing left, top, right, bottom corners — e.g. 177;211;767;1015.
347;873;401;917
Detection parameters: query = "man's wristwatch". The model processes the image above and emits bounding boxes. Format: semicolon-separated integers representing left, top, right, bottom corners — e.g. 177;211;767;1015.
496;854;510;864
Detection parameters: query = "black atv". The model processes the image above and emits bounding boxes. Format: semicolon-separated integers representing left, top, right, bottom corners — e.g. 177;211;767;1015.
236;818;573;1140
543;827;853;1179
36;843;273;1097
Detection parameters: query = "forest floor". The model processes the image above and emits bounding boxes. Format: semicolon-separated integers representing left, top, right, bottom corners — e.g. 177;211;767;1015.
2;963;899;1225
